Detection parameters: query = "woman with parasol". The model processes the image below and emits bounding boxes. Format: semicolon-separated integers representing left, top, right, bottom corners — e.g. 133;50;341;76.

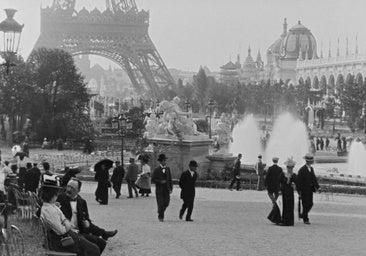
94;159;113;205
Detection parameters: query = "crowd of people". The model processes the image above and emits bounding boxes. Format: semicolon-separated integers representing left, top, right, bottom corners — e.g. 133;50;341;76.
0;145;321;255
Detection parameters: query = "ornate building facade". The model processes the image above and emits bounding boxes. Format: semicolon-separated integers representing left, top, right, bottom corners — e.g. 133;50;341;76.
220;18;318;85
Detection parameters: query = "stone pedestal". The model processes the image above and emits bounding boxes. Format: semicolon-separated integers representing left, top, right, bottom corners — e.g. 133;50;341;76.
147;137;212;179
206;154;236;179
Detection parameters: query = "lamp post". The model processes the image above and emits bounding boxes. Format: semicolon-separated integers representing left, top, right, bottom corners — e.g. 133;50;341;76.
112;113;132;167
0;9;24;74
208;100;215;139
0;9;23;147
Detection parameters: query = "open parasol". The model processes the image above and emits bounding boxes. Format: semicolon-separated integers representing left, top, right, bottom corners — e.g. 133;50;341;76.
94;159;114;173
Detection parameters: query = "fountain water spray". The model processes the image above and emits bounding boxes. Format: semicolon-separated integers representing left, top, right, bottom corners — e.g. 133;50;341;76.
264;113;309;169
229;114;262;164
347;139;366;176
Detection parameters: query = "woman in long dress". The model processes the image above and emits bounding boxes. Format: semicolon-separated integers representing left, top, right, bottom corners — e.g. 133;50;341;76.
137;156;151;197
279;157;297;226
95;164;111;205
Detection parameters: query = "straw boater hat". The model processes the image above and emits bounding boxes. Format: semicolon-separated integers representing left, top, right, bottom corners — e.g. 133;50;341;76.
272;157;279;163
284;157;296;167
304;153;314;163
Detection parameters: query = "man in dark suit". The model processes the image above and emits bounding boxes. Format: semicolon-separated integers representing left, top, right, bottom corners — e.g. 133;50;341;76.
296;153;319;224
152;153;173;222
264;157;283;205
179;160;198;222
25;162;41;193
228;153;242;191
111;161;125;199
57;179;118;253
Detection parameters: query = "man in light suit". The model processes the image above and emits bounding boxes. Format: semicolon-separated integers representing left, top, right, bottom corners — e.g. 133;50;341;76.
152;154;173;222
179;160;198;222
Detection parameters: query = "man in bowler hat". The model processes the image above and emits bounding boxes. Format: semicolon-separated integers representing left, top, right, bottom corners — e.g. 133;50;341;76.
152;154;173;222
179;160;198;222
296;153;319;224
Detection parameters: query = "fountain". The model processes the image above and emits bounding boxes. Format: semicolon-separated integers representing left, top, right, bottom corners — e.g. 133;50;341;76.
229;114;262;164
347;139;366;177
264;113;309;168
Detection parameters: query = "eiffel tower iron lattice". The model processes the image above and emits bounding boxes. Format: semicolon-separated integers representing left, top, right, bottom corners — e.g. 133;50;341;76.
32;0;175;98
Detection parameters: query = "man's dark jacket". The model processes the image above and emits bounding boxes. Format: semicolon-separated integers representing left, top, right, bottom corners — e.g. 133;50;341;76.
57;193;90;233
264;164;283;193
296;165;319;194
179;170;198;200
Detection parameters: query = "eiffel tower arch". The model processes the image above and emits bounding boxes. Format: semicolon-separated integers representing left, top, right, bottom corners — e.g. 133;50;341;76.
32;0;175;98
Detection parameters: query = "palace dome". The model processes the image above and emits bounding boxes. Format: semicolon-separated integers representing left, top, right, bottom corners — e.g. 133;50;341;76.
280;21;318;60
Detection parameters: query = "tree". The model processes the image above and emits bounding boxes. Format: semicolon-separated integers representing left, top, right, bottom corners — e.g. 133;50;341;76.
27;48;92;141
339;78;366;131
0;55;34;144
193;68;209;113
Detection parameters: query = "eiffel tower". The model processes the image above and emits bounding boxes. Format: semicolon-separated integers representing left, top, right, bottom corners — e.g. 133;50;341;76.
32;0;175;98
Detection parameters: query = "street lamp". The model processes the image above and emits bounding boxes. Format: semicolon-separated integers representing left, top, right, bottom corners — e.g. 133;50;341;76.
208;100;215;139
0;9;23;147
0;9;24;74
112;113;132;168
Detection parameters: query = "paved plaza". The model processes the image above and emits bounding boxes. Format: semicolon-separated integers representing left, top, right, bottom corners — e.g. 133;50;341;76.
80;182;366;256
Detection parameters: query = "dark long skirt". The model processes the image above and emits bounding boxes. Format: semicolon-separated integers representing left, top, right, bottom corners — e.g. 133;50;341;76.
95;181;109;205
281;186;294;226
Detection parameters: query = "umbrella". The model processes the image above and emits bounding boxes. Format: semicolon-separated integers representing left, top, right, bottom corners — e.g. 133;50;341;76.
298;196;302;220
11;145;22;156
94;159;114;172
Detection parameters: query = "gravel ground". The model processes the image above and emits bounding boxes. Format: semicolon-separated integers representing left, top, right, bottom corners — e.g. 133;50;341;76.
79;182;366;256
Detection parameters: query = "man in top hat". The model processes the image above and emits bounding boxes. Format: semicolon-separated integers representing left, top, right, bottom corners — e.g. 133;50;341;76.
255;155;266;191
179;160;198;222
264;157;283;205
152;153;173;222
57;178;117;253
111;161;125;199
125;158;139;198
296;153;319;224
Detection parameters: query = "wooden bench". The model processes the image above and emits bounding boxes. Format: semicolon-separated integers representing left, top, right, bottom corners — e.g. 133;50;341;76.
38;217;77;256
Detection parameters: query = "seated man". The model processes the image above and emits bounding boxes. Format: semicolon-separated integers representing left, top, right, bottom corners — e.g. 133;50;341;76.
57;179;118;253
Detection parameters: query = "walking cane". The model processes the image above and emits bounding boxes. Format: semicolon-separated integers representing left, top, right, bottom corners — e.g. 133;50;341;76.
298;196;302;220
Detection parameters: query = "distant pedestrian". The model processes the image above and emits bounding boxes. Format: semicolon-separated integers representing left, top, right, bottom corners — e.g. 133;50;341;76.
255;155;266;191
228;153;242;191
325;137;330;150
316;137;320;150
342;137;347;152
111;161;125;199
41;162;59;186
152;154;173;222
179;160;198;222
125;158;139;198
296;153;319;225
136;155;151;197
320;137;324;150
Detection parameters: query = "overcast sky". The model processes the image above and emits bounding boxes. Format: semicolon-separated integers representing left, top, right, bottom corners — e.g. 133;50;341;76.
2;0;366;72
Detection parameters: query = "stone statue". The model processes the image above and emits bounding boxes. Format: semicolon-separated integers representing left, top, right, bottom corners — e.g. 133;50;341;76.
212;113;233;153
